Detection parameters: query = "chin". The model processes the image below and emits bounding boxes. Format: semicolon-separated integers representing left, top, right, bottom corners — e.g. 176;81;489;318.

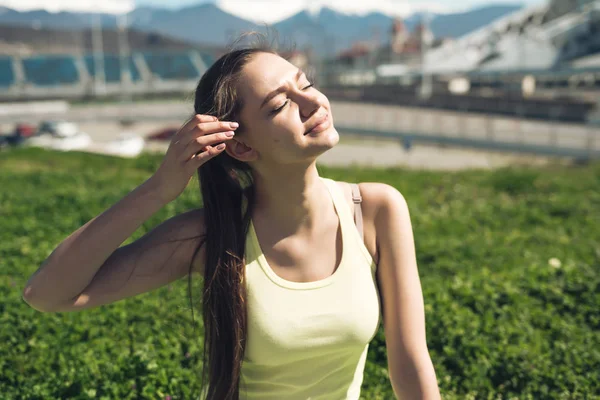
306;126;339;158
324;127;340;148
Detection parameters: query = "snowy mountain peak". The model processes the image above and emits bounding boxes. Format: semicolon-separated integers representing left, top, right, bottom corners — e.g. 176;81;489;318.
306;2;323;18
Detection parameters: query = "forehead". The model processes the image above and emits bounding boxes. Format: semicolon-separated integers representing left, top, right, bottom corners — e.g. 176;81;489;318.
238;53;298;102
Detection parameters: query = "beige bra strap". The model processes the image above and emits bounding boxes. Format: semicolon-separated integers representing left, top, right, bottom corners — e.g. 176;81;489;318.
350;183;364;241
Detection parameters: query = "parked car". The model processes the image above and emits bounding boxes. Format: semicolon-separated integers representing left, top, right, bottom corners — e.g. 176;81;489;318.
37;120;79;138
0;123;38;148
14;123;37;138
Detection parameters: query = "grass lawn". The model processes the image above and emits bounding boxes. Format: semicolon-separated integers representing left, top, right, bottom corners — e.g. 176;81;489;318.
1;147;599;399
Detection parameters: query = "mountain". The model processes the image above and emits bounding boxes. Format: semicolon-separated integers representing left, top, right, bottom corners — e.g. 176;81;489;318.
127;3;258;46
0;3;257;45
272;7;392;55
0;3;524;54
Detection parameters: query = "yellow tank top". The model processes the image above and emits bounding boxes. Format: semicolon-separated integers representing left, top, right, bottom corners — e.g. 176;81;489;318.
239;177;382;400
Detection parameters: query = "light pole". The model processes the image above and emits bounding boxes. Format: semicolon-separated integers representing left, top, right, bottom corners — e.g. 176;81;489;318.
117;13;132;101
91;14;106;96
419;12;433;99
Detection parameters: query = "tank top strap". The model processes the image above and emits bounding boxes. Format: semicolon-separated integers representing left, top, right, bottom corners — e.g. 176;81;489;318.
320;177;354;230
321;177;375;268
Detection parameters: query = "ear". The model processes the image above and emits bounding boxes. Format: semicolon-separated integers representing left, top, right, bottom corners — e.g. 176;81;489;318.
225;138;258;162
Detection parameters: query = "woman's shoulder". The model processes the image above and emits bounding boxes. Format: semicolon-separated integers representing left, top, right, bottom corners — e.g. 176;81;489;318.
332;180;403;217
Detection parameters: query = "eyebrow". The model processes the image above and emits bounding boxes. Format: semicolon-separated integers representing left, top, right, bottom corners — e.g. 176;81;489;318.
260;69;305;110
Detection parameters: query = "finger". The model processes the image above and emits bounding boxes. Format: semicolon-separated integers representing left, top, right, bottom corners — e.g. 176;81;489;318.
183;114;217;133
179;121;239;147
183;130;235;158
174;114;219;143
186;143;226;171
182;132;234;161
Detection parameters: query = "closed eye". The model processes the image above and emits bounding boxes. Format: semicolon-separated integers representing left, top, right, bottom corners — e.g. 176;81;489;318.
269;83;314;115
270;100;289;115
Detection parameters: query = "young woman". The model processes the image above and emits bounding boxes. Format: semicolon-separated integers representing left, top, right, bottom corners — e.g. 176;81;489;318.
23;38;441;400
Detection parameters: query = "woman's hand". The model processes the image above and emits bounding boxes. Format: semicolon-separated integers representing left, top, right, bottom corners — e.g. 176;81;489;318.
149;114;238;204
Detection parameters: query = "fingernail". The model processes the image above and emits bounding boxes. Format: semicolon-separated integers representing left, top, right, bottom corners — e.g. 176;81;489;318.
230;122;239;129
225;131;235;137
217;144;226;150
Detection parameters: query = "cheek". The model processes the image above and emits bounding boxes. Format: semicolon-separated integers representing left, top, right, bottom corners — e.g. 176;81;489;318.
251;113;303;150
272;117;301;142
249;121;285;150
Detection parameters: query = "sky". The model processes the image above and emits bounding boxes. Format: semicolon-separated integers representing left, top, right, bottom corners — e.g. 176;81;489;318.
0;0;547;21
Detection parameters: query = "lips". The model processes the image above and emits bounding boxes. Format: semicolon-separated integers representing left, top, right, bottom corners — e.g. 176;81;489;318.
304;113;329;135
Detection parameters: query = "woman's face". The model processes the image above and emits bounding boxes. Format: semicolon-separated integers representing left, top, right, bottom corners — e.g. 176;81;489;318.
228;52;339;168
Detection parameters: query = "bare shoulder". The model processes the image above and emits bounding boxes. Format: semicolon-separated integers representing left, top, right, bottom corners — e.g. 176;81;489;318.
358;183;410;236
361;182;408;213
334;180;406;219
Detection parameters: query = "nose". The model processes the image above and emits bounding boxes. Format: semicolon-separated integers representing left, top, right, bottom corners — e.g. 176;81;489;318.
295;91;321;120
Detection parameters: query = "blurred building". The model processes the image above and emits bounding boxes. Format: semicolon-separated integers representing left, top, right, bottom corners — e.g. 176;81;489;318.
331;17;441;69
0;22;227;101
327;0;599;78
424;0;600;73
333;42;374;69
0;25;220;57
0;48;217;100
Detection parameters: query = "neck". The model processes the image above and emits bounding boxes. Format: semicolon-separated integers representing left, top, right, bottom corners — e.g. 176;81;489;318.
251;161;331;234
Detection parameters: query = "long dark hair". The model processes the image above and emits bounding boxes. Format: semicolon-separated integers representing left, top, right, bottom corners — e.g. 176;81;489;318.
187;35;278;400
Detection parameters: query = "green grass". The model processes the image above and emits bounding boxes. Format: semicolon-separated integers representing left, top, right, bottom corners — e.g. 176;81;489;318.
1;147;599;399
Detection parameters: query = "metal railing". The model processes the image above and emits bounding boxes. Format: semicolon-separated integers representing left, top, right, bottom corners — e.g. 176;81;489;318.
331;101;600;159
1;99;598;160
